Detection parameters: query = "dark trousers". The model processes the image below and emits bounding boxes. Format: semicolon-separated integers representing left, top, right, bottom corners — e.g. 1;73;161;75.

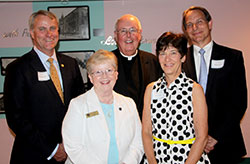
208;150;244;164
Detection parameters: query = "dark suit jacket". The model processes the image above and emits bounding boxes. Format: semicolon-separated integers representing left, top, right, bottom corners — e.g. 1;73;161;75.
183;42;247;161
4;49;84;164
112;49;162;119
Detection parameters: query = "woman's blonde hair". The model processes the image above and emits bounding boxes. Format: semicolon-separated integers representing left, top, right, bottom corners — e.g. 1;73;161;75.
86;49;118;74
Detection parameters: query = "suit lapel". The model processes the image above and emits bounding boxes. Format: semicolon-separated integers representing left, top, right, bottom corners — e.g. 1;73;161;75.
206;42;221;94
138;50;148;95
57;53;67;103
185;43;224;95
29;49;64;105
29;49;46;72
87;88;109;135
185;46;198;82
113;92;124;135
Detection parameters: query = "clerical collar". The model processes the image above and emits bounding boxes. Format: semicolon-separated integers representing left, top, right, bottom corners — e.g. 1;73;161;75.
120;50;138;61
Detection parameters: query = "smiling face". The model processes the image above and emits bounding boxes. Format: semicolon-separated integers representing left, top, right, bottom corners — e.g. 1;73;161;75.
184;10;212;48
88;62;118;94
114;15;142;56
158;46;186;81
30;15;59;56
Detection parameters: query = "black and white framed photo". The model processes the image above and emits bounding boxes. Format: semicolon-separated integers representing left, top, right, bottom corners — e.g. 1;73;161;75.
0;92;4;114
48;6;90;41
0;57;18;76
60;51;94;87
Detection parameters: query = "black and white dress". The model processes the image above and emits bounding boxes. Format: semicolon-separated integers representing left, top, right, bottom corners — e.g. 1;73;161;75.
144;72;210;164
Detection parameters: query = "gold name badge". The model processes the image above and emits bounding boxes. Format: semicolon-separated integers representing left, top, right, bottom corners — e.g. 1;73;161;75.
86;111;99;118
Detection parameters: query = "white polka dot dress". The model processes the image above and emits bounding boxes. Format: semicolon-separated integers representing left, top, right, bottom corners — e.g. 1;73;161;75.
144;72;210;164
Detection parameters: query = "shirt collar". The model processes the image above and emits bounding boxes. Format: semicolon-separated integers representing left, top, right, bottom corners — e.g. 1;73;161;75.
193;41;213;54
34;46;57;64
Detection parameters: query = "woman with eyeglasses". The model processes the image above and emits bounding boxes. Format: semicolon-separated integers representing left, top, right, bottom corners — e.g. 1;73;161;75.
142;32;210;164
62;49;143;164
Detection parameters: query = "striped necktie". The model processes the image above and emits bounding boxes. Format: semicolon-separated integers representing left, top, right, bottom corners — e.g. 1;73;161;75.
48;58;64;103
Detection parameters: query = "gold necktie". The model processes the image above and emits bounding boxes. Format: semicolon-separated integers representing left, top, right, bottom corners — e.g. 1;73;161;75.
48;58;64;103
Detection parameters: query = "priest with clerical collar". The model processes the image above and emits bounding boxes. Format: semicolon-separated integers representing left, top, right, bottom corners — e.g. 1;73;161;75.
112;14;162;120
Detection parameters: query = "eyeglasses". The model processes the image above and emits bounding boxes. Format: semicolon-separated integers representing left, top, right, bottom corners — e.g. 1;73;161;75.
91;69;115;77
116;28;139;36
186;18;207;29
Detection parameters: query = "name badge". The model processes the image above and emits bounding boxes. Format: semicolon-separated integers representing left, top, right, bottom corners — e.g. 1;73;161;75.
38;71;50;81
211;59;225;69
86;111;99;118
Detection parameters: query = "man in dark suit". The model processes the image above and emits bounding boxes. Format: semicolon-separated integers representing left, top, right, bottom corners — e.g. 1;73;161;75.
182;6;247;164
112;14;161;119
4;10;84;164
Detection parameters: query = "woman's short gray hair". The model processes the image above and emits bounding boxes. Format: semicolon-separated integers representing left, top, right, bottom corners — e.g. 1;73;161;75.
86;49;118;74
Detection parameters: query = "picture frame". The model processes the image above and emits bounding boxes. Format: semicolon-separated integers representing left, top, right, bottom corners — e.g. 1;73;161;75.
0;57;19;76
48;6;90;41
0;92;4;114
60;50;94;88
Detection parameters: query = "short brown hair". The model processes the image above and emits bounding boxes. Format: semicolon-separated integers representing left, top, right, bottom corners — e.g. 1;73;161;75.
182;6;212;30
156;32;187;58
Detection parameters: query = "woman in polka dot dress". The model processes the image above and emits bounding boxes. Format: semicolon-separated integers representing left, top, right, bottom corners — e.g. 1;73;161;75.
142;32;210;164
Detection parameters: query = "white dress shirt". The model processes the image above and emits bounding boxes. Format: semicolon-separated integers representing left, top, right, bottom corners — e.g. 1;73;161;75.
193;41;213;81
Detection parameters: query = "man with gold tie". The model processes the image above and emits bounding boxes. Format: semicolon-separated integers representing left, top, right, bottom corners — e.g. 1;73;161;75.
4;10;84;164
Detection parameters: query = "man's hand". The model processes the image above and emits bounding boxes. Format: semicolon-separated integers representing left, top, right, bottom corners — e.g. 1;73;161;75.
205;135;218;153
53;143;67;162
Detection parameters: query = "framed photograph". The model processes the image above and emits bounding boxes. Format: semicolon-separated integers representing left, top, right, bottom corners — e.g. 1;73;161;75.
60;50;94;87
0;57;18;76
48;6;90;41
0;92;4;114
